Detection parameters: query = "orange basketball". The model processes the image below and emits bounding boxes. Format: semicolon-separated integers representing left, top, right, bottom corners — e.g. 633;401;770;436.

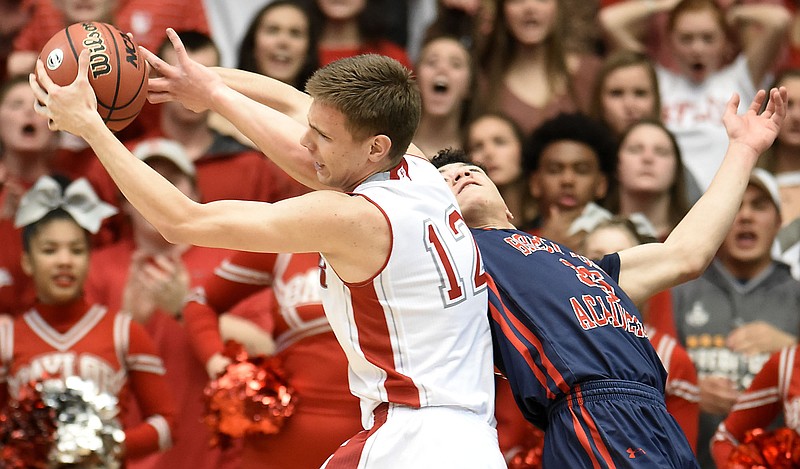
37;22;148;132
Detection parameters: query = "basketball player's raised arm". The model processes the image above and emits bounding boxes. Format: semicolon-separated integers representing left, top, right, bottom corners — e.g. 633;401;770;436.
614;88;786;305
29;50;389;279
138;29;330;190
146;30;426;167
211;66;312;124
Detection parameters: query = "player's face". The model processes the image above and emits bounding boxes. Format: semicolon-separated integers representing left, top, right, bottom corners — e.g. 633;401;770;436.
417;37;471;119
438;162;510;227
600;64;657;135
0;82;57;154
467;115;522;187
317;0;366;21
504;0;558;46
669;9;727;83
718;185;781;268
22;218;90;305
582;225;638;260
777;75;800;148
56;0;118;23
530;141;607;213
254;4;310;85
616;123;677;196
301;101;374;191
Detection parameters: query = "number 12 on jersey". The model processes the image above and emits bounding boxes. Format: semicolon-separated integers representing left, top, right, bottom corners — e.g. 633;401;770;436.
424;207;487;307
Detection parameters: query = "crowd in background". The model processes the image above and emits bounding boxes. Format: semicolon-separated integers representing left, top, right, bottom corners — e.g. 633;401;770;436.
1;0;800;468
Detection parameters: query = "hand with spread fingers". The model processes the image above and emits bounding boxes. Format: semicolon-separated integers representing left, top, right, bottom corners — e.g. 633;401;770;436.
723;87;788;159
139;28;225;113
29;49;103;137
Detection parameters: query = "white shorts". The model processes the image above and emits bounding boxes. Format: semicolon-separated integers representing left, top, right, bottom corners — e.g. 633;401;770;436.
320;403;505;469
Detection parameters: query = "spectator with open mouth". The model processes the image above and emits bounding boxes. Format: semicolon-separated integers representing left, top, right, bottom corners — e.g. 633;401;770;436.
600;0;790;192
413;33;474;158
474;0;602;137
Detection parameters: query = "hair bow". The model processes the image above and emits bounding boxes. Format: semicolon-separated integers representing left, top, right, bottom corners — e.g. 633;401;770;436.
567;202;614;236
14;176;118;234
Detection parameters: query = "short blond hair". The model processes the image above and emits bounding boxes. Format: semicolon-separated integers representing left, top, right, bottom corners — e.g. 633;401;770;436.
305;54;421;162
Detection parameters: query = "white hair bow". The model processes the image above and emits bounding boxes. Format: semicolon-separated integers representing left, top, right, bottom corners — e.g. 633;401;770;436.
568;203;659;240
14;176;118;234
567;202;614;236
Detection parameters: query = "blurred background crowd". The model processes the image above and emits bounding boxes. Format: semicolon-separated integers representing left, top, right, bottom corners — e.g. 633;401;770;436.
1;0;800;468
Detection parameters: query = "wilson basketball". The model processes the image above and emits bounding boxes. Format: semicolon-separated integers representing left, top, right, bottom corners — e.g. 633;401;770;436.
37;22;148;132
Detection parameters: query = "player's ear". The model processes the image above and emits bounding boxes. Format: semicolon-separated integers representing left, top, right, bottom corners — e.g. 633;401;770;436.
367;135;391;162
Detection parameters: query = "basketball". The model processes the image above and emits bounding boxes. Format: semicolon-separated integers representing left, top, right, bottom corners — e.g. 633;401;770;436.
37;22;148;132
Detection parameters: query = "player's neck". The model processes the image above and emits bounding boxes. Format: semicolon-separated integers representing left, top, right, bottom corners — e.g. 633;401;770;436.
472;216;516;231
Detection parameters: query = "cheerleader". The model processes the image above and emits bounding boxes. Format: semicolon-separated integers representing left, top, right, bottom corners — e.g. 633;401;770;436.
0;175;176;461
183;250;362;469
711;345;800;466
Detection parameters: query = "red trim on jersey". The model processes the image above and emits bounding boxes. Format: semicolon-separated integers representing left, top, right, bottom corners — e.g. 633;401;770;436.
337;193;392;288
350;282;420;407
489;301;555;400
487;276;570;395
388;158;410;180
325;402;390;468
403;152;429;163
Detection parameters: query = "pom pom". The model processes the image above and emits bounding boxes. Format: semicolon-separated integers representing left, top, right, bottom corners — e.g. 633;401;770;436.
507;425;545;469
42;376;125;468
203;341;297;448
727;427;800;468
0;376;124;468
0;380;57;468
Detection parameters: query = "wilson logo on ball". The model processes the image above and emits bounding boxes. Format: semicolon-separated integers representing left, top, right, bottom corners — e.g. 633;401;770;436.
81;22;111;79
38;21;148;132
46;49;63;70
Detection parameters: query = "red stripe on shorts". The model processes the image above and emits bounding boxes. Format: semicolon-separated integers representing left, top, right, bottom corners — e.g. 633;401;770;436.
325;403;390;469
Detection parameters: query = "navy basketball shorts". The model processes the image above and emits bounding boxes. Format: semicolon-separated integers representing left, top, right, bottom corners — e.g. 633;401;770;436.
544;380;698;468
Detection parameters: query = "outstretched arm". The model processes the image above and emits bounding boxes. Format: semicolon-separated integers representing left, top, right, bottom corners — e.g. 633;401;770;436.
211;67;311;124
29;49;390;283
141;29;327;190
615;87;787;305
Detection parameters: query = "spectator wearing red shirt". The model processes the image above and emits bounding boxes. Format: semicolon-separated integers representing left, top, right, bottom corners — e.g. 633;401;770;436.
310;0;412;68
8;0;209;76
0;74;61;315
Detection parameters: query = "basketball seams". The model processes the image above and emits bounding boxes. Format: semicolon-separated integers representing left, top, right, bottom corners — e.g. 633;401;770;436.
97;22;122;124
102;57;146;109
63;26;80;66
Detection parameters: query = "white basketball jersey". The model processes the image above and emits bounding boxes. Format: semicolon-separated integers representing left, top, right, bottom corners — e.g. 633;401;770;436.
320;155;495;428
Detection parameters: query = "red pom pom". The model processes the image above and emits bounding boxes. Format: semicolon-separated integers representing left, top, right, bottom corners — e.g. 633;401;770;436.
0;381;57;468
727;427;800;468
203;341;297;448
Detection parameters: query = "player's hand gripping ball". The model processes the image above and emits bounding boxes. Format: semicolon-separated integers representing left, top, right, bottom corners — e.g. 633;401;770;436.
36;22;148;132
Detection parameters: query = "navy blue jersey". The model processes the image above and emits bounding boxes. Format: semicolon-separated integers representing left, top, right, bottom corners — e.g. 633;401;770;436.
472;228;667;429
